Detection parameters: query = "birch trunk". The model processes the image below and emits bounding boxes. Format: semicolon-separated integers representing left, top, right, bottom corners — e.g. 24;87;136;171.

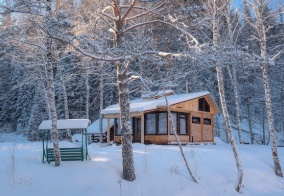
216;66;243;191
262;63;283;176
41;81;51;119
99;62;104;143
281;77;284;138
164;94;198;183
112;0;135;181
117;61;136;181
212;0;243;191
85;73;90;120
254;0;283;176
57;63;72;141
262;104;266;145
231;66;243;144
246;97;254;144
224;1;243;144
45;0;61;166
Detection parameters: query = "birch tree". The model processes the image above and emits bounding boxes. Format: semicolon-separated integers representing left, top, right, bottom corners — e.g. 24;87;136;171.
243;0;283;177
210;0;243;191
45;0;61;166
223;0;243;144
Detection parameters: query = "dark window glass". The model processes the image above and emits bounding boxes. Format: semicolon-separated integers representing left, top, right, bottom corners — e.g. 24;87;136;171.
170;113;177;134
192;117;200;124
179;117;187;134
158;113;167;134
137;118;141;133
145;113;156;134
199;98;210;112
115;118;121;135
203;118;211;125
170;113;188;134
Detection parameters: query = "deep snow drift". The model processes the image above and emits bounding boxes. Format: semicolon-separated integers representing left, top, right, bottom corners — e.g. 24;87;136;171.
0;133;283;196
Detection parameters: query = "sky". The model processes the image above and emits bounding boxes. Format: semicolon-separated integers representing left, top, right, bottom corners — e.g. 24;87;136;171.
234;0;284;10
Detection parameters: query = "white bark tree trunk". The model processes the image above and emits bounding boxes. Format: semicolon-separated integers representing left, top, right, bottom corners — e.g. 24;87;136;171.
99;62;104;143
231;66;243;144
246;97;254;144
262;104;266;145
57;63;72;141
117;61;136;181
112;0;136;181
41;81;51;119
164;93;198;183
212;0;243;191
224;0;243;144
85;73;90;120
45;0;61;166
216;66;243;192
252;0;283;177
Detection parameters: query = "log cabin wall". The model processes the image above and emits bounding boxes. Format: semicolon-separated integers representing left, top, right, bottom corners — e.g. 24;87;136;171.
170;96;215;143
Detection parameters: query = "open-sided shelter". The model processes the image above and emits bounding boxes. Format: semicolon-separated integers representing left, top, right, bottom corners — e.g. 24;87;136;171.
39;119;90;163
101;91;220;145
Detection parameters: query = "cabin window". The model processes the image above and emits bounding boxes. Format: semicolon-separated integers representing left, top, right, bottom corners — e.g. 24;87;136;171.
115;118;121;135
158;113;167;134
170;113;188;135
203;118;211;125
145;112;168;135
170;113;177;134
179;114;188;134
136;118;141;133
199;98;210;112
115;118;133;135
145;113;156;134
192;117;200;124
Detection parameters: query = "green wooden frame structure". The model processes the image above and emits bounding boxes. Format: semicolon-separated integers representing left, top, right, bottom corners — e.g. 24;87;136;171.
39;119;90;163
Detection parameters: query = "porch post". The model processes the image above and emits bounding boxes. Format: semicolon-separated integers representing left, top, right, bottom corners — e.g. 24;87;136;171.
107;118;110;145
141;114;144;144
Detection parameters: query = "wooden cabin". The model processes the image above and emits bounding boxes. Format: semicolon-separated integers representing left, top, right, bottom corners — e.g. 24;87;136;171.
101;91;220;145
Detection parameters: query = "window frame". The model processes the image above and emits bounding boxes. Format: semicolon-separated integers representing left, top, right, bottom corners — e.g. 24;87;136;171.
145;112;168;135
203;118;212;125
114;118;121;136
178;114;188;135
170;112;188;135
198;98;210;112
192;117;201;124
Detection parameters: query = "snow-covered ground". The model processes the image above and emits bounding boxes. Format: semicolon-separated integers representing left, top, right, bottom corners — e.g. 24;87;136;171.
0;133;284;196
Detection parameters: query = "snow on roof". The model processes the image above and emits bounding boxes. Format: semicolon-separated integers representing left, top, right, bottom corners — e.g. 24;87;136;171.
101;91;211;115
38;119;91;130
87;119;114;134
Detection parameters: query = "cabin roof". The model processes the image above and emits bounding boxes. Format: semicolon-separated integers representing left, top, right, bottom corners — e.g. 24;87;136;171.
38;119;91;130
101;91;220;115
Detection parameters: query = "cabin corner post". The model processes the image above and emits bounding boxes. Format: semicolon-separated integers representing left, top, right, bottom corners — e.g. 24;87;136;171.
107;118;110;145
141;114;145;144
